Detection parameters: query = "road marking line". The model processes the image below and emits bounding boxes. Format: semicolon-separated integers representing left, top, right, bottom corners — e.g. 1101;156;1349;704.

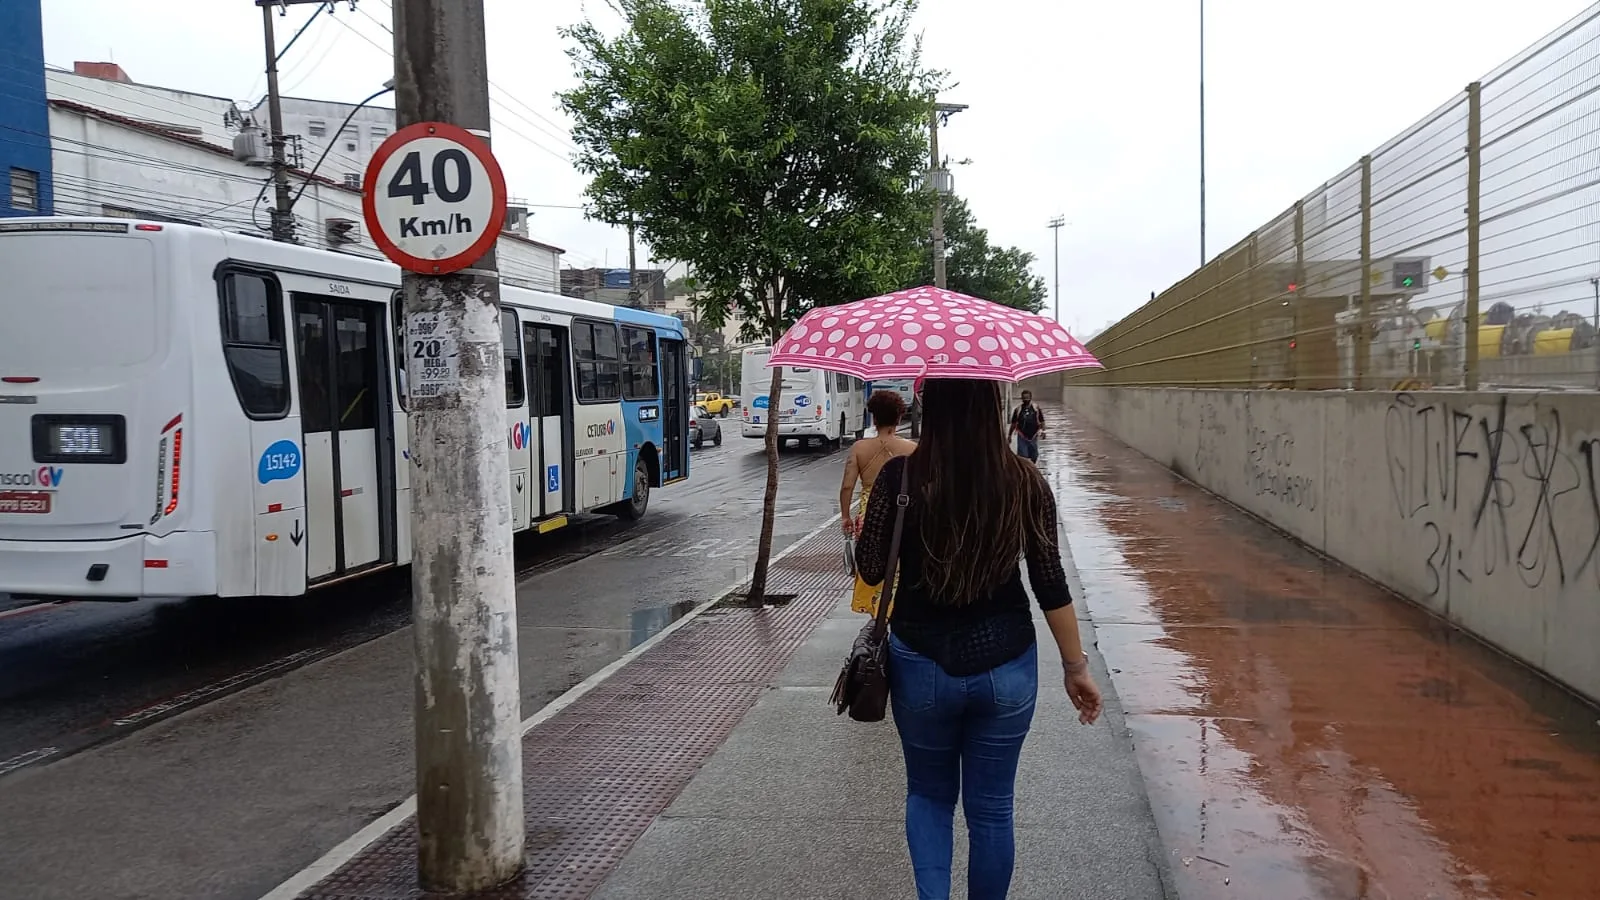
0;601;72;622
257;511;841;900
112;650;323;728
0;746;60;777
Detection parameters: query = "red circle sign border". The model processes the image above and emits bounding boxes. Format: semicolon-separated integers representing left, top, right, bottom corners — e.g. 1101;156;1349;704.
361;121;508;275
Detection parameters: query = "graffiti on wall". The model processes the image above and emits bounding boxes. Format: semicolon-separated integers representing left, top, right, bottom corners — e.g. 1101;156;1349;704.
1246;425;1319;511
1192;399;1227;481
1383;393;1600;600
1242;396;1319;512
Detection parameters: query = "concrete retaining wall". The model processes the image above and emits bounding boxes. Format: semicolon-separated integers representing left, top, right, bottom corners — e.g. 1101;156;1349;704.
1066;386;1600;704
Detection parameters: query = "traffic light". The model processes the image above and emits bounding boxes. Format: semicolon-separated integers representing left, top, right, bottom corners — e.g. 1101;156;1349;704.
1393;259;1426;291
1412;338;1422;350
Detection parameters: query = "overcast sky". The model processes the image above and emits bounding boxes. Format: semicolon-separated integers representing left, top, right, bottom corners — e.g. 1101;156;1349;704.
40;0;1592;334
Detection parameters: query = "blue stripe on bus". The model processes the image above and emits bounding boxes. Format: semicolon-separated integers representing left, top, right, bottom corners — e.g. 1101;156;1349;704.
610;305;686;492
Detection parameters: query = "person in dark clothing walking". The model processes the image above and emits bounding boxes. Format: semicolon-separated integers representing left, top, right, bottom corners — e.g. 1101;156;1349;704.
1007;390;1045;462
854;378;1102;900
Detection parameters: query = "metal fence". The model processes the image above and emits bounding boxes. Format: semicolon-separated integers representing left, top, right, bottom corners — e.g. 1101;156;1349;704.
1074;5;1600;393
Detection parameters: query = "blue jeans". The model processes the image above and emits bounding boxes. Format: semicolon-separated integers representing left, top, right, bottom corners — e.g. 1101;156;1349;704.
888;633;1038;900
1015;435;1038;461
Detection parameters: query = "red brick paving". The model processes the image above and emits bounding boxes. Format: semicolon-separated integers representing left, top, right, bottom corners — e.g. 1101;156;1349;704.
299;530;853;899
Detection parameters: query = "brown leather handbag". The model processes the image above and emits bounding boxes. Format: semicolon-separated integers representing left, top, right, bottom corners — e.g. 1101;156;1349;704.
829;461;911;722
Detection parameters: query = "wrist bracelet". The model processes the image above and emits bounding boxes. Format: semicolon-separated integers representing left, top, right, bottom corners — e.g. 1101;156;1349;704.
1064;654;1089;675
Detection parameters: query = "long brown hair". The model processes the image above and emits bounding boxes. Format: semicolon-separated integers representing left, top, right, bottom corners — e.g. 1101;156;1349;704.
906;378;1053;606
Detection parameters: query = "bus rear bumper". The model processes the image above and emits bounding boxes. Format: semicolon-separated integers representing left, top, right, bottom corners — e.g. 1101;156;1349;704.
0;531;216;600
741;422;829;439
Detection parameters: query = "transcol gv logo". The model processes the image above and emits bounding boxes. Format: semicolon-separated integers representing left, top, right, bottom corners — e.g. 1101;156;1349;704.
509;422;531;450
0;466;64;488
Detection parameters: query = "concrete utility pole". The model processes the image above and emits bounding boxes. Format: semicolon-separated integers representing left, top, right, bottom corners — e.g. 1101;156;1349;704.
259;1;296;242
1048;215;1065;321
928;97;967;289
392;0;523;891
258;1;353;242
627;217;640;307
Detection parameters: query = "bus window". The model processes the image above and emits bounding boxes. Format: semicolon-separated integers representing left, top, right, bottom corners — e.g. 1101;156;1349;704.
391;292;407;410
219;271;290;419
621;325;659;399
502;309;525;408
835;372;849;392
575;321;621;402
594;323;621;399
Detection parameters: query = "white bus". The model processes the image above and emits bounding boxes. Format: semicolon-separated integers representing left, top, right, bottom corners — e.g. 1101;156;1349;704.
0;218;691;601
738;345;865;447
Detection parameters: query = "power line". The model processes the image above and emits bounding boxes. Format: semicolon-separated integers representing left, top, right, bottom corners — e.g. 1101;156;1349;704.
369;0;580;148
325;11;579;164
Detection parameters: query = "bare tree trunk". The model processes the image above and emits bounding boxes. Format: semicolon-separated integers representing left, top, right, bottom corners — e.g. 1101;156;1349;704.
746;363;785;602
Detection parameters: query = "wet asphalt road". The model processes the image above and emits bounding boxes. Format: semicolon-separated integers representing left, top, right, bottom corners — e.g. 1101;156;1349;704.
0;433;851;900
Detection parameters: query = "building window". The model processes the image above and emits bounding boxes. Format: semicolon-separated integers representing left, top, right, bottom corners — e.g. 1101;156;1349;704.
343;173;361;189
341;125;358;152
308;120;327;137
370;126;388;141
9;168;39;212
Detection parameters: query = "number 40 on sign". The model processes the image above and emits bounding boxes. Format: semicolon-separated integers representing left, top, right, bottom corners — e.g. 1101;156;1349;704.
361;121;508;275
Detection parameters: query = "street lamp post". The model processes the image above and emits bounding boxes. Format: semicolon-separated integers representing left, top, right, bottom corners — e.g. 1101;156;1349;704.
1048;215;1065;321
1200;0;1210;269
928;96;967;289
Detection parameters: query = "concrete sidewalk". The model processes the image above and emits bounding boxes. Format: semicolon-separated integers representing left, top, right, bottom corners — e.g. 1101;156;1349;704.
592;538;1175;900
281;512;1174;900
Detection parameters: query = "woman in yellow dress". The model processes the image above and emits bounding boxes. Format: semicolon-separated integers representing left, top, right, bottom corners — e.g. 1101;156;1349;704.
841;390;918;615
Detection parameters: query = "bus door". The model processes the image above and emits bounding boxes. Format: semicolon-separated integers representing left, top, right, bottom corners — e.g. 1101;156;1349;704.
660;337;688;482
503;311;532;531
524;322;574;518
293;295;391;580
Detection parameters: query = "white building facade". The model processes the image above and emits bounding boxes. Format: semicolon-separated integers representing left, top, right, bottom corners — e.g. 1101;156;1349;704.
40;63;562;290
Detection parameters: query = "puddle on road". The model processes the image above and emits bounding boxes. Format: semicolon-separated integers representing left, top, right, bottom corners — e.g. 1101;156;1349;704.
628;600;699;648
1050;413;1600;900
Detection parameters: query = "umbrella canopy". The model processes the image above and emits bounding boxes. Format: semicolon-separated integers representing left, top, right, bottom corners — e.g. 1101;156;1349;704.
768;286;1100;382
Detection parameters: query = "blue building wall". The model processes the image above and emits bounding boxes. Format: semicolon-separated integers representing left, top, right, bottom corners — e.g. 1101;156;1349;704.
0;0;52;217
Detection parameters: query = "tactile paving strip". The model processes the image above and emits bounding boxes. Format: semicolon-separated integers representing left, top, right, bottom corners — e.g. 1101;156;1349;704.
300;530;854;899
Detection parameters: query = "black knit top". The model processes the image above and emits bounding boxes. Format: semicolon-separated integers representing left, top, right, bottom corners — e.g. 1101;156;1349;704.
852;455;1073;676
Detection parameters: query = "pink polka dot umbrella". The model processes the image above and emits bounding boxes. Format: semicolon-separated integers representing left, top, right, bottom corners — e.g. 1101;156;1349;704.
768;286;1101;382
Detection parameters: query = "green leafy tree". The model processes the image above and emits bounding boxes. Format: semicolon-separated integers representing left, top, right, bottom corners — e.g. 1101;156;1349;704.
912;195;1048;312
562;0;935;599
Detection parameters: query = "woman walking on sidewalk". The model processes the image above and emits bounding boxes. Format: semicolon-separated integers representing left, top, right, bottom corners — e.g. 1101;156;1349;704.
840;389;917;616
854;378;1102;900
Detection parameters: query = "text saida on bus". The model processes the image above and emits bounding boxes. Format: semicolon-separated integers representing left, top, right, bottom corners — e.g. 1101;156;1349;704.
738;345;865;448
0;218;692;601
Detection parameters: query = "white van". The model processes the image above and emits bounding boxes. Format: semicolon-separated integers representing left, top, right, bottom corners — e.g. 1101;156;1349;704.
739;346;865;447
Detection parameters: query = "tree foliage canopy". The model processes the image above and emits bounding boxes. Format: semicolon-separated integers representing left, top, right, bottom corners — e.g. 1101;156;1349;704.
909;195;1049;313
560;0;938;342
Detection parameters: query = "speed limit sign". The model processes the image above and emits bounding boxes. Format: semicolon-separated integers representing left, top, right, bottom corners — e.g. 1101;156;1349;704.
361;121;508;274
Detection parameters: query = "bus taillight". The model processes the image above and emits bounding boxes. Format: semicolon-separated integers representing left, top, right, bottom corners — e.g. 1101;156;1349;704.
156;417;182;521
164;429;182;517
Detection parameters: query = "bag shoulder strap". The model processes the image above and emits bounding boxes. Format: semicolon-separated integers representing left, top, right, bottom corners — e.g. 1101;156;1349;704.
872;457;912;636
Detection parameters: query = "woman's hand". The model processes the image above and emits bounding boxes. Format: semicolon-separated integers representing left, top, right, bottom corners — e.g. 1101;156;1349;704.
1064;662;1102;725
841;517;855;537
